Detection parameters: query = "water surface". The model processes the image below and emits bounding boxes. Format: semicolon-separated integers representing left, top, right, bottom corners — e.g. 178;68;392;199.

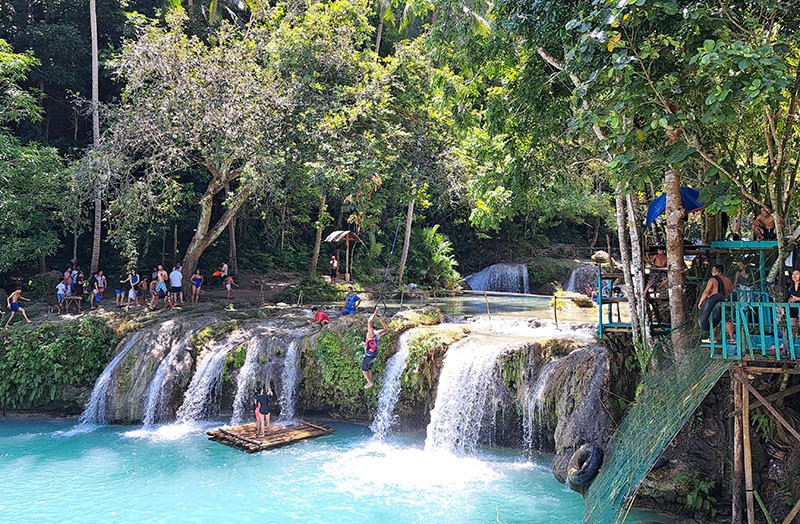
1;419;670;524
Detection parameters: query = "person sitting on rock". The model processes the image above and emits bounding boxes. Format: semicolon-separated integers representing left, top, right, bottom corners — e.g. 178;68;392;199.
341;286;361;315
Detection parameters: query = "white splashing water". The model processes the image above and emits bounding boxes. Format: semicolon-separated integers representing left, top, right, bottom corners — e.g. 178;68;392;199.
230;337;270;425
176;337;241;423
424;336;507;454
78;331;146;425
142;331;194;427
370;329;417;439
279;338;303;420
523;359;561;453
464;263;529;294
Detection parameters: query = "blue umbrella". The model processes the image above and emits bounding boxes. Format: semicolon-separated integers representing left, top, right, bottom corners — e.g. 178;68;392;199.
645;187;704;227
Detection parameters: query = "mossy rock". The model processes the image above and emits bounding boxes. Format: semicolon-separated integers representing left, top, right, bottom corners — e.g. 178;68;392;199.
553;291;594;308
190;320;240;351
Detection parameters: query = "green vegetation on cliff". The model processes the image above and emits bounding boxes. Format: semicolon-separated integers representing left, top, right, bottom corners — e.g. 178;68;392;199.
0;317;120;410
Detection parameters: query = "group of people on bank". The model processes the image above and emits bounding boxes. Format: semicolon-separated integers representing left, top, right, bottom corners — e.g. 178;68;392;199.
3;261;239;328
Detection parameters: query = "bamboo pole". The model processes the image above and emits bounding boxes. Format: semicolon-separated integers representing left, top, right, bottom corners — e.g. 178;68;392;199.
732;373;743;524
742;372;755;524
736;374;800;444
782;498;800;524
553;296;559;330
753;490;775;524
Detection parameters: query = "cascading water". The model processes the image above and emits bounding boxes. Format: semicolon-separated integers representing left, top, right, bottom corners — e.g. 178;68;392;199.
279;338;303;420
370;329;417;439
230;337;270;425
142;331;194;427
564;263;597;293
522;359;560;453
78;331;146;425
464;263;529;294
424;335;507;454
176;336;242;423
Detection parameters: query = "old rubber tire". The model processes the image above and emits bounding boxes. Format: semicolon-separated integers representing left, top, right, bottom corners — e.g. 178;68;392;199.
567;443;604;486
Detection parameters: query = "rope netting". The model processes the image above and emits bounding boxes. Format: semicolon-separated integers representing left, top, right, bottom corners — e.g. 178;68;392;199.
583;343;730;523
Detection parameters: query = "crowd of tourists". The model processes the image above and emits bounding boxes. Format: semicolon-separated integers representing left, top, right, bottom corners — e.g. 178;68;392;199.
2;261;239;327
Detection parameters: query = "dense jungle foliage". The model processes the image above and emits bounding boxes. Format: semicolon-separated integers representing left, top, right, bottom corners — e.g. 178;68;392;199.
0;1;798;289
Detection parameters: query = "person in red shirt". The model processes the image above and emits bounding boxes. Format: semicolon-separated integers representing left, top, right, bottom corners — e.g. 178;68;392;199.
310;306;331;326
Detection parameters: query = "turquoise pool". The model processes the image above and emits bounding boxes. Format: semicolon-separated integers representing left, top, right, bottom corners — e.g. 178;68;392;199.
0;419;670;523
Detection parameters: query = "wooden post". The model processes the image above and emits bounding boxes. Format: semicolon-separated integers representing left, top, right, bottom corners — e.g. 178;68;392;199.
732;373;743;524
553;296;559;330
484;291;492;321
345;238;351;283
742;371;755;524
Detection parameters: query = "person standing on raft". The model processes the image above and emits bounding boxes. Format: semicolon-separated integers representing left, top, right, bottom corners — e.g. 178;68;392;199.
254;385;274;437
698;264;735;342
362;307;388;389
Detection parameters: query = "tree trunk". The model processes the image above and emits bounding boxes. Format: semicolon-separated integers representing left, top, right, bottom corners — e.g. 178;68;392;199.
626;193;651;346
665;168;691;355
374;11;385;55
72;229;78;263
38;255;46;274
229;217;238;275
309;194;326;277
616;191;641;346
89;0;101;274
397;199;414;284
180;180;251;290
173;223;179;267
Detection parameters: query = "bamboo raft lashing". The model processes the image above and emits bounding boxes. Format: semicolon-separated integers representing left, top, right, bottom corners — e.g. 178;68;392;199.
207;420;335;453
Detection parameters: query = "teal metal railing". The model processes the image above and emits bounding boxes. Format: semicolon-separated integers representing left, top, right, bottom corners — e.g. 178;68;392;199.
706;294;800;361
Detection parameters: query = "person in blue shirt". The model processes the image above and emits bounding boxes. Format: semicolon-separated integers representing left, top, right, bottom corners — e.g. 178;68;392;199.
341;286;361;315
362;308;388;389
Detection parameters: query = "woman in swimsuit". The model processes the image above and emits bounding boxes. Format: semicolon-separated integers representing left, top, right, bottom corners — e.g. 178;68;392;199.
733;261;753;302
191;269;203;304
254;386;273;437
786;269;800;329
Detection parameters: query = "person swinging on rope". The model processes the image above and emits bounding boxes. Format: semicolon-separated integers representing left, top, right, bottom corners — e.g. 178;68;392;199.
362;307;388;389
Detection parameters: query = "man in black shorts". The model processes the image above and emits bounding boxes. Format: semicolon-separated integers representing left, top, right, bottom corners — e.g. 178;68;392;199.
329;255;338;286
362;307;388;389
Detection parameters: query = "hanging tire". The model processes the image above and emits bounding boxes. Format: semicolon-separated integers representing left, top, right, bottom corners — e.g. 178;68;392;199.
567;443;604;486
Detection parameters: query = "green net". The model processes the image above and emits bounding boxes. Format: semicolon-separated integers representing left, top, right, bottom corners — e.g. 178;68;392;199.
583;345;730;523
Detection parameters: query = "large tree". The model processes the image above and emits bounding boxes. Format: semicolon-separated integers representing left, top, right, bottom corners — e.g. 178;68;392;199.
98;7;293;279
0;40;67;271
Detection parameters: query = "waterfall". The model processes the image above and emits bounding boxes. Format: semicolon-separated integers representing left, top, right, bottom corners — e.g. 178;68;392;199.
523;359;560;453
78;331;146;425
464;263;529;294
230;337;270;425
176;337;241;423
279;338;302;420
424;336;507;454
370;329;416;439
563;263;597;293
142;331;194;427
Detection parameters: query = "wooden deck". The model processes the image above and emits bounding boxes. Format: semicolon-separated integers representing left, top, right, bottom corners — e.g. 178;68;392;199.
208;420;335;453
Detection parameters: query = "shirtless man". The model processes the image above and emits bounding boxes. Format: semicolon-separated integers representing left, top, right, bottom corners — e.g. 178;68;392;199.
753;206;777;240
642;247;667;298
6;287;32;327
698;264;735;341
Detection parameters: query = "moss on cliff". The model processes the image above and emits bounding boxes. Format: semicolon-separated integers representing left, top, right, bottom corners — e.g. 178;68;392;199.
0;316;120;412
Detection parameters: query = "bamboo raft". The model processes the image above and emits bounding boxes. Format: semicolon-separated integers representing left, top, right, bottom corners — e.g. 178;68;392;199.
207;420;335;453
